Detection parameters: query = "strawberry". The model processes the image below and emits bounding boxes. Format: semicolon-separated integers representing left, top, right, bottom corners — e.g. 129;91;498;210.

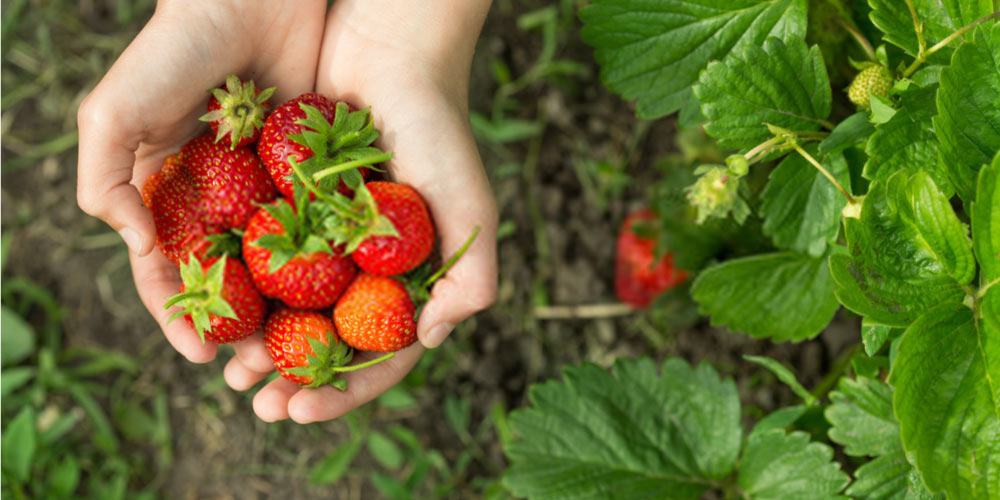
243;198;357;309
165;255;266;344
257;94;385;198
615;210;688;308
199;74;275;150
349;181;435;277
142;134;276;263
334;273;418;352
334;227;480;352
847;64;892;108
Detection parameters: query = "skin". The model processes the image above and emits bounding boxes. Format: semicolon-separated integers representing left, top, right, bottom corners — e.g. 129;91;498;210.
77;0;497;423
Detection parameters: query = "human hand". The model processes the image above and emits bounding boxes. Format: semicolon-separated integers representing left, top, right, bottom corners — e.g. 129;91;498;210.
77;0;327;362
223;0;497;423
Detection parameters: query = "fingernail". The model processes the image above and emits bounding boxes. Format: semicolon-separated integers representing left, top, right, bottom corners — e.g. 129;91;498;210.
425;323;454;348
119;227;141;253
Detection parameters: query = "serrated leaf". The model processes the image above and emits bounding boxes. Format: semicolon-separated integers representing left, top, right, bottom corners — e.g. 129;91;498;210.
579;0;807;119
826;377;900;457
934;23;1000;202
760;148;849;256
889;301;1000;500
819;112;874;155
847;455;943;500
893;171;975;284
738;429;849;500
502;358;742;500
695;35;831;149
864;85;951;195
692;252;840;342
972;152;1000;284
831;176;965;326
868;0;992;63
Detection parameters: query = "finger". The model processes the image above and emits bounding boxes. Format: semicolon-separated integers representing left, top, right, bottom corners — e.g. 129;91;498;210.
130;249;217;363
232;331;276;373
287;344;424;423
253;376;300;422
223;355;270;392
249;1;327;103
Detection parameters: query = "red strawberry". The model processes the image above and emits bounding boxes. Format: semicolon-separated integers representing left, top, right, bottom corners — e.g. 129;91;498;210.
334;227;480;352
334;273;417;352
166;255;265;344
264;308;396;389
257;93;386;198
615;210;687;308
350;181;435;276
142;134;276;263
243;200;357;309
199;74;275;150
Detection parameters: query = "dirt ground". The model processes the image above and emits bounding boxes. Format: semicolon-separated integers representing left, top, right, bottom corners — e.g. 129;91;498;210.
1;2;858;499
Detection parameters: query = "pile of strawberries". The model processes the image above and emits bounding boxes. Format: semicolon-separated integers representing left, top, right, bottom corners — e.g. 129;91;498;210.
145;75;468;389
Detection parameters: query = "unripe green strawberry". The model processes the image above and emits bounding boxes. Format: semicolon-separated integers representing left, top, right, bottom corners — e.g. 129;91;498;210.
848;65;892;107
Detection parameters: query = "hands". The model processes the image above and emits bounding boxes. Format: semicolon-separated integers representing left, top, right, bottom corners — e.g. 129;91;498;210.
78;0;497;423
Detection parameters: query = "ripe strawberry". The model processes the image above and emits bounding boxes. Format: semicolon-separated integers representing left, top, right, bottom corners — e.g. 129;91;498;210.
166;255;266;344
243;199;357;309
257;94;383;198
334;227;480;352
350;181;435;277
334;273;418;352
199;74;275;150
142;134;276;263
264;308;397;389
847;64;892;108
615;210;688;308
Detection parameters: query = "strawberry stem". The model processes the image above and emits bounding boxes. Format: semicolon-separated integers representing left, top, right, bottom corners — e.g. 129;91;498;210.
423;226;481;288
313;152;393;182
332;352;396;372
902;10;1000;77
790;143;856;205
288;158;364;222
836;17;877;62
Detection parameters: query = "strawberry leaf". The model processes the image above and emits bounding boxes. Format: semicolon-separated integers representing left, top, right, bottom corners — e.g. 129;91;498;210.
738;429;848;499
579;0;806;120
694;35;832;149
934;23;1000;202
889;299;1000;499
972;152;1000;285
503;358;742;499
869;0;993;64
691;251;841;342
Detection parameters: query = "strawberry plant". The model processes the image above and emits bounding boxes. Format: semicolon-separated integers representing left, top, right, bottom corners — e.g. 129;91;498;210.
502;1;1000;499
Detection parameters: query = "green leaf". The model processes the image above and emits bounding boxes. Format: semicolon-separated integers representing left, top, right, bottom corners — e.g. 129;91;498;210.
376;386;417;411
469;112;543;144
760;148;849;256
367;431;405;470
972;152;1000;284
695;35;830;149
934;23;1000;202
1;305;35;366
868;0;992;63
864;85;951;195
309;438;362;485
370;472;414;500
894;171;975;284
1;366;34;397
47;454;80;498
738;429;849;500
748;405;807;440
692;252;840;342
861;319;896;357
2;406;36;483
580;0;806;119
868;94;897;124
830;175;966;326
444;394;471;436
503;358;741;500
890;302;1000;499
744;355;815;405
818;112;874;155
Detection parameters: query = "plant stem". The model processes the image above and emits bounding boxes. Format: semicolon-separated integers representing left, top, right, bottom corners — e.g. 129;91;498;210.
902;9;1000;77
288;158;363;222
791;143;856;205
743;136;785;164
978;276;1000;298
836;17;877;61
811;343;860;401
333;352;395;372
313;152;393;182
534;302;635;319
423;226;481;288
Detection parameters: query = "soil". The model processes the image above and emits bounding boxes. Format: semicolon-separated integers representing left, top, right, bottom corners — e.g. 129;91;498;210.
0;2;859;499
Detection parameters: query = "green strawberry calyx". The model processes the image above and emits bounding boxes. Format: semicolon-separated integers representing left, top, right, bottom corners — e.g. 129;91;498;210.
164;255;238;343
287;101;393;194
199;74;275;150
401;226;481;317
285;334;395;390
